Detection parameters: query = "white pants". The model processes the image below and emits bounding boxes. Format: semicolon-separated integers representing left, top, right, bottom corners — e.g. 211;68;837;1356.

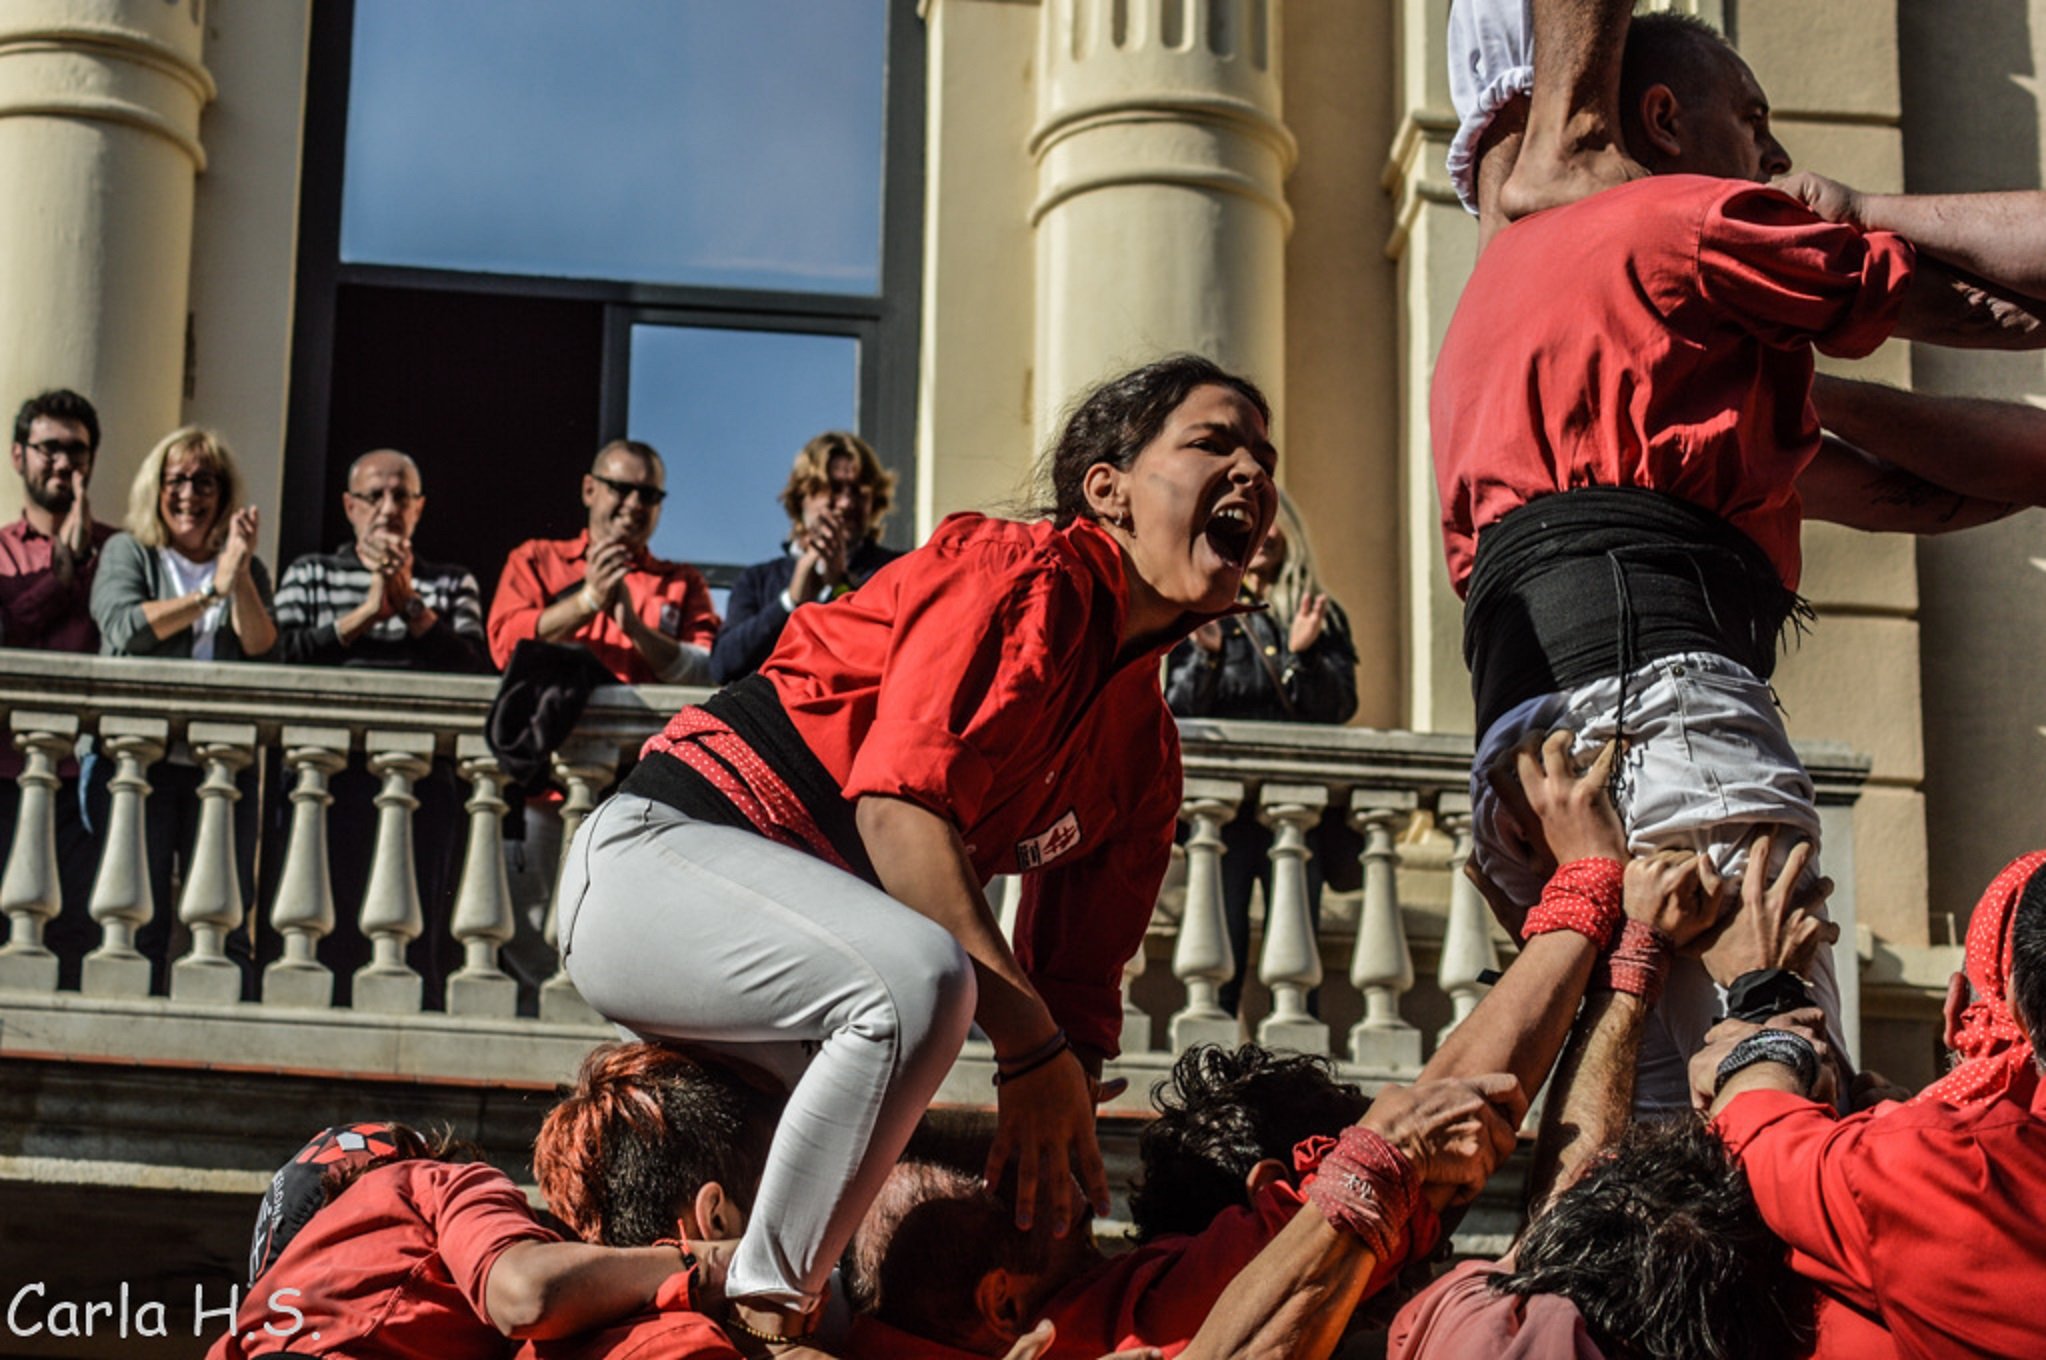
1469;652;1842;1112
557;793;977;1306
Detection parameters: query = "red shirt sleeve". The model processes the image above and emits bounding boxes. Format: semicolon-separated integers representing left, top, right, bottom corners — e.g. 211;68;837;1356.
842;546;1091;827
1711;1090;1881;1309
673;568;720;648
418;1161;561;1326
487;541;550;669
1694;184;1915;359
1014;710;1179;1057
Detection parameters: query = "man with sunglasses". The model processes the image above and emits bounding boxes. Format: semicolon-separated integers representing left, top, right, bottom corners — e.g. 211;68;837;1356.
488;439;718;684
0;389;119;987
272;448;489;672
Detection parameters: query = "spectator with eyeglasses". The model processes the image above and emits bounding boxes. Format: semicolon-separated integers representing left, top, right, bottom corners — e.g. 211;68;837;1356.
271;448;488;673
0;389;121;988
88;425;273;993
487;438;719;684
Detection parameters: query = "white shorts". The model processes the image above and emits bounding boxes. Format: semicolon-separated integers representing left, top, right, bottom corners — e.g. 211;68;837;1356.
1469;651;1841;1112
1447;0;1534;214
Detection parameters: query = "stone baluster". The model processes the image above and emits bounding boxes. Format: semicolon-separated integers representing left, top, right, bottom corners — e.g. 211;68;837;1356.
169;723;257;1005
1346;789;1422;1074
539;740;618;1025
993;873;1024;943
0;712;81;993
446;735;517;1018
351;730;434;1014
1434;793;1500;1043
262;727;349;1009
1169;777;1244;1052
1256;783;1329;1054
1121;904;1155;1057
80;717;168;998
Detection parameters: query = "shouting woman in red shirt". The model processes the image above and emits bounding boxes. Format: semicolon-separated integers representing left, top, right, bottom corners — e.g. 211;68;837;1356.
554;356;1278;1348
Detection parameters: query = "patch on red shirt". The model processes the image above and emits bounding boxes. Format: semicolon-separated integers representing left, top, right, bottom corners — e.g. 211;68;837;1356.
1016;810;1081;870
660;601;684;638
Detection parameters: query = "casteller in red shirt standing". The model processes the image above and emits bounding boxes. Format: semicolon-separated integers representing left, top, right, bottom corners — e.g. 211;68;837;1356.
1427;12;2033;1115
550;357;1280;1348
486;438;719;684
1698;857;2046;1360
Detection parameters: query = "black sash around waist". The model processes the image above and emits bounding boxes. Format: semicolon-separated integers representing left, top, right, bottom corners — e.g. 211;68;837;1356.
1463;487;1810;735
621;673;880;886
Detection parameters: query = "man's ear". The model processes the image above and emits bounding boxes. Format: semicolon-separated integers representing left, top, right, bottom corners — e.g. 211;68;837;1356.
1942;970;1971;1052
8;444;24;478
1080;462;1126;526
690;1181;746;1241
581;473;598;509
1242;1157;1289;1198
1634;84;1685;162
973;1268;1028;1343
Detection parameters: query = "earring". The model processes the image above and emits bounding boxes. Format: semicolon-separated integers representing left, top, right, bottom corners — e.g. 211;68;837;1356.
1116;511;1134;533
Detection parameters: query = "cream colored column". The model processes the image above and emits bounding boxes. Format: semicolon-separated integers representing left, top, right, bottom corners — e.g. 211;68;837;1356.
0;1;214;515
1031;0;1296;443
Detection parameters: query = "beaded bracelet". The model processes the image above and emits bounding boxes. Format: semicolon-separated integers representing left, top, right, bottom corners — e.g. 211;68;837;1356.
1521;857;1627;949
1713;1028;1821;1099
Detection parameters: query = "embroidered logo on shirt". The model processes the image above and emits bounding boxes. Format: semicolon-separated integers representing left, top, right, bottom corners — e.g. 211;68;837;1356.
659;601;684;638
1016;810;1081;871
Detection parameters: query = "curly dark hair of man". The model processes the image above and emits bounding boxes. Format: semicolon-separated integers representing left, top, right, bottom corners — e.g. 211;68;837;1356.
1128;1043;1370;1242
1495;1115;1815;1360
534;1042;785;1247
1040;355;1271;527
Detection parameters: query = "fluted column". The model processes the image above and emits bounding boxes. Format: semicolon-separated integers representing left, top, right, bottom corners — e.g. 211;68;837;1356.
1256;783;1327;1053
0;711;79;992
446;735;517;1019
1434;793;1499;1042
1346;789;1421;1073
1032;0;1296;442
351;730;433;1014
1169;777;1243;1052
0;1;215;517
169;722;255;1005
80;715;166;998
262;727;349;1010
538;740;617;1025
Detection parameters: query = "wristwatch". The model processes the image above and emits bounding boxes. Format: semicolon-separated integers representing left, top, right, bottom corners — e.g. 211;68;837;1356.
196;577;222;604
401;596;427;624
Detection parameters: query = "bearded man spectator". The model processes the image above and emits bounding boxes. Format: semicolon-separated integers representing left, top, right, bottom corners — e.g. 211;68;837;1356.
488;439;718;685
0;388;119;986
710;431;901;684
271;448;488;672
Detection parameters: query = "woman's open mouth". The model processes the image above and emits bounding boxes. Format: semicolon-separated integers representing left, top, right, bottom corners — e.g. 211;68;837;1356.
1203;504;1256;569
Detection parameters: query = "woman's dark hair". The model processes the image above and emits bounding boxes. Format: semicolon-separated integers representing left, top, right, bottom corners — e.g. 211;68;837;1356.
1497;1115;1814;1360
1042;355;1271;526
1129;1043;1368;1242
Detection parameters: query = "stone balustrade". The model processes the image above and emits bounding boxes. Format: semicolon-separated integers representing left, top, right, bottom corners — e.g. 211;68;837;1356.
0;653;1874;1106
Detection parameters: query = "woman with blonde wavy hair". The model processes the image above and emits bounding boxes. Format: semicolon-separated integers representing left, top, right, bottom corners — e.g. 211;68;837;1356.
91;424;276;660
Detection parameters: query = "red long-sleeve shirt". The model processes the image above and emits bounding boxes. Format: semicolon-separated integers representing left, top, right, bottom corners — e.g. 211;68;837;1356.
1713;1069;2046;1359
1431;175;1915;596
486;531;718;682
643;513;1184;1057
519;1268;740;1360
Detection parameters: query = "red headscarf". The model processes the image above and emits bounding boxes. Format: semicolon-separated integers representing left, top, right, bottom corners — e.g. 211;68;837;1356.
1913;850;2044;1107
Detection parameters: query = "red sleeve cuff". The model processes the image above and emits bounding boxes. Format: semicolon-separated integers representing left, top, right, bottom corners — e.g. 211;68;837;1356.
843;718;994;826
1032;975;1122;1058
1815;229;1916;359
1711;1086;1835;1158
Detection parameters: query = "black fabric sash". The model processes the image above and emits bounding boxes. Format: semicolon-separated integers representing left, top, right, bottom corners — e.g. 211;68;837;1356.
621;673;880;886
1462;487;1810;735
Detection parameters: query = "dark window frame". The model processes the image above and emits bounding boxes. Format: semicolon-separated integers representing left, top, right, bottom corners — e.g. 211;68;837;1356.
283;0;926;572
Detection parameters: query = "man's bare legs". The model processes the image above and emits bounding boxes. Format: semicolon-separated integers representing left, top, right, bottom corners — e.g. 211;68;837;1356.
1493;0;1646;223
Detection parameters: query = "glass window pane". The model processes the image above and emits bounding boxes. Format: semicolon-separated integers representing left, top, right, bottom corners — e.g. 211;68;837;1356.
628;326;861;571
342;1;885;293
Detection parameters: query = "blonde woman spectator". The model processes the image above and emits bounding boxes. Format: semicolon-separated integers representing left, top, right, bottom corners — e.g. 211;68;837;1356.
91;426;276;660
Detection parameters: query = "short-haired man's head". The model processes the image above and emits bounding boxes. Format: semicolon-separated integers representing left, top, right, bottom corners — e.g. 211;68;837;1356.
1620;13;1789;183
1497;1116;1813;1360
2010;863;2046;1058
583;439;666;548
344;449;424;548
13;389;99;453
1042;355;1271;528
779;431;894;544
847;1161;1077;1356
533;1042;781;1247
1130;1043;1369;1242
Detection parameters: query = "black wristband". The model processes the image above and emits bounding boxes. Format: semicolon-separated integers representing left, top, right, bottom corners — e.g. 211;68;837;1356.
993;1030;1071;1087
1714;1029;1820;1099
1723;968;1815;1024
